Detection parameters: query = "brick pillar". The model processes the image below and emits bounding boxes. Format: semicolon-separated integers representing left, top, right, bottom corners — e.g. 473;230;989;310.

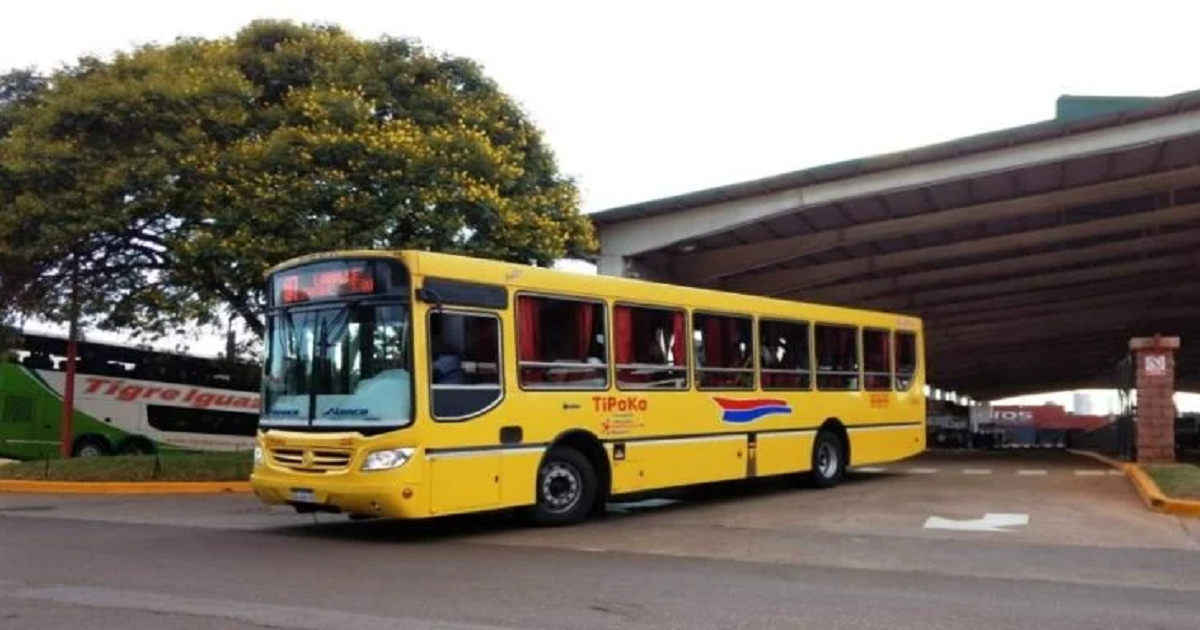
1130;335;1180;464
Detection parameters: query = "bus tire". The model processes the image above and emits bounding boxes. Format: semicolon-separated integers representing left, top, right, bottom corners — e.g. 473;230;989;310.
117;438;155;456
532;448;597;526
808;429;845;489
72;435;111;458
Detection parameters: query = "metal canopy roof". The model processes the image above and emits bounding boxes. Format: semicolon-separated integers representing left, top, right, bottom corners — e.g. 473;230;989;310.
591;91;1200;400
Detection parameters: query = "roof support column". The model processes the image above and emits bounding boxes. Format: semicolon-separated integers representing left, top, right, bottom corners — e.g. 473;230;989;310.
1131;335;1181;464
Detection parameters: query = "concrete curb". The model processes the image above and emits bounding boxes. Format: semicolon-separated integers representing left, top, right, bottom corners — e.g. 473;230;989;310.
1066;449;1200;517
1065;449;1127;470
1125;465;1200;517
0;480;251;495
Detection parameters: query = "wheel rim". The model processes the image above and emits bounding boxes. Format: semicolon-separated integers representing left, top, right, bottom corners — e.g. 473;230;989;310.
540;461;582;514
817;441;839;478
77;444;103;458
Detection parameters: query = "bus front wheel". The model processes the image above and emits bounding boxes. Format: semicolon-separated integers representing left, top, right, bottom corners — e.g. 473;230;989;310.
808;430;845;489
532;448;597;526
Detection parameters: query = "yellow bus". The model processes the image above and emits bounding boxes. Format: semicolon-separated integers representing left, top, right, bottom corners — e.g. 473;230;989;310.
250;250;926;525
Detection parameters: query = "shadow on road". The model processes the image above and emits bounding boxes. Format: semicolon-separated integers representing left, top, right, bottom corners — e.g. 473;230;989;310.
257;471;891;543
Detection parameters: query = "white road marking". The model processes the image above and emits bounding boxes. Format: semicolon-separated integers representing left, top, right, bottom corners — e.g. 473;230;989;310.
1107;470;1125;476
854;467;888;473
907;468;939;474
923;512;1029;533
962;469;992;475
1017;470;1049;476
1074;470;1106;476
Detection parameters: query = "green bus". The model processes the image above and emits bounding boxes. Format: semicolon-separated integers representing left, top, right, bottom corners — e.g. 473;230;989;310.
0;332;260;459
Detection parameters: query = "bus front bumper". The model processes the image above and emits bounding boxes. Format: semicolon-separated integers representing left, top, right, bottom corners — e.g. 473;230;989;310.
250;467;428;519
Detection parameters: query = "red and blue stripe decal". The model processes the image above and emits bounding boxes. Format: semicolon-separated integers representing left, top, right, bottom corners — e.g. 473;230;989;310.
714;397;793;423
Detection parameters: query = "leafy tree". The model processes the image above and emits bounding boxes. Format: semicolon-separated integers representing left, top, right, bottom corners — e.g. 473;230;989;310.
0;21;595;339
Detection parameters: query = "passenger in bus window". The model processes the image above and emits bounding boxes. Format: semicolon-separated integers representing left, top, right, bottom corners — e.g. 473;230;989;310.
431;342;466;384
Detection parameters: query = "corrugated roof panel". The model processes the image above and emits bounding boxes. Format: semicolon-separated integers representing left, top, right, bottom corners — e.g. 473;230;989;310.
1060;154;1110;187
841;197;890;224
875;188;927;217
1013;163;1065;196
1109;144;1163;179
924;179;974;212
799;205;849;231
970;172;1019;203
1156;136;1200;170
592;87;1200;227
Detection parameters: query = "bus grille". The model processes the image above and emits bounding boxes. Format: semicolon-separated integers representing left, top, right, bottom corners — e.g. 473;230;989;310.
270;448;353;473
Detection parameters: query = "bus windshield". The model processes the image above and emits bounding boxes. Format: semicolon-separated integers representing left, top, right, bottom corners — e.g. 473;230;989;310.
261;303;412;428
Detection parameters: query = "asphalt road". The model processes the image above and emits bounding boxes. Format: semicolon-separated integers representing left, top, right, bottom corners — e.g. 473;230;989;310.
2;451;1199;630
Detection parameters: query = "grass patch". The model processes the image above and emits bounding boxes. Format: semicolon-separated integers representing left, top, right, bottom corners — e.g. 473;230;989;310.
1144;464;1200;501
0;451;253;482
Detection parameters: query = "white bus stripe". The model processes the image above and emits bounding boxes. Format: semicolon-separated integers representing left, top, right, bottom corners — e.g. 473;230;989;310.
426;446;546;460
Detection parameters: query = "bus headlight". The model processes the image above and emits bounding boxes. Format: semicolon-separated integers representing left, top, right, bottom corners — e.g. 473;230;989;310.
253;447;264;468
362;447;415;472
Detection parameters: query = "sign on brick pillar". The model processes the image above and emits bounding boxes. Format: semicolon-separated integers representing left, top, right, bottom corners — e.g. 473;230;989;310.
1130;335;1180;464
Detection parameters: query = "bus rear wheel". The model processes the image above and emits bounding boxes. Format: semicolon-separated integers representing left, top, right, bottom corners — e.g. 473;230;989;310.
72;436;110;459
532;448;597;526
808;430;845;489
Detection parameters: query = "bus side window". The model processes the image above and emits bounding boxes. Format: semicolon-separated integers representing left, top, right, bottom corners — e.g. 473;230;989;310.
759;319;811;390
815;324;859;391
146;405;258;437
693;313;753;390
429;311;502;421
517;296;608;390
863;328;892;391
614;305;687;390
894;331;919;391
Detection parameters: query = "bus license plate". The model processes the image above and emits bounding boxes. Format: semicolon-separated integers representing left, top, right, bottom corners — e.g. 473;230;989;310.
290;488;317;504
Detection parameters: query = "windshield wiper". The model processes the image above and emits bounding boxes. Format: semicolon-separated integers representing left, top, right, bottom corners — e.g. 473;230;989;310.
311;301;360;424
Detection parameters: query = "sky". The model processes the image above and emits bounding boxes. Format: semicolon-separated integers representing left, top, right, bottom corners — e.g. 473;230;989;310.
6;0;1200;213
5;0;1199;405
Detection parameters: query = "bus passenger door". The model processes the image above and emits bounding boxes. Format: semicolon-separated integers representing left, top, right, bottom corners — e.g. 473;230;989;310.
426;308;506;514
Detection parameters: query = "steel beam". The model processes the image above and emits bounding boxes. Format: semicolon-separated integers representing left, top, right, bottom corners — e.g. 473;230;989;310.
786;227;1200;303
666;162;1200;283
855;253;1197;310
723;201;1200;295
